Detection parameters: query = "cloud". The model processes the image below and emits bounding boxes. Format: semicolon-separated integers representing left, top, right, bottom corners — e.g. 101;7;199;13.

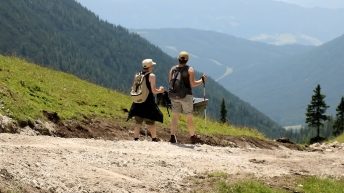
250;33;322;46
208;58;233;81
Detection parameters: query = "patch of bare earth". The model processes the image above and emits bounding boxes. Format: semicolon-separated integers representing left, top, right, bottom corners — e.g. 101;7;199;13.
1;116;343;192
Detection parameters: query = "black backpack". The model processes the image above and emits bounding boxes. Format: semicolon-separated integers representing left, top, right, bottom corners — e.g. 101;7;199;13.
168;66;189;99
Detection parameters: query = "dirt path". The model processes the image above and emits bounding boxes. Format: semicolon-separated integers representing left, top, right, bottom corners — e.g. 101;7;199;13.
0;133;344;193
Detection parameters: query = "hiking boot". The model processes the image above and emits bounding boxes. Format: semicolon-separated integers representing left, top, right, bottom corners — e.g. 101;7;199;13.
152;138;161;142
190;135;203;144
169;135;177;143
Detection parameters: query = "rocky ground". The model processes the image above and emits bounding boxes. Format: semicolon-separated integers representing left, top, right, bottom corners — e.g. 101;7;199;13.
0;115;344;193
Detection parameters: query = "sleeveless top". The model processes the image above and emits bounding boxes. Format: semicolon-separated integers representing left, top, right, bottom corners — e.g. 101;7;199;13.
170;65;192;95
127;72;163;123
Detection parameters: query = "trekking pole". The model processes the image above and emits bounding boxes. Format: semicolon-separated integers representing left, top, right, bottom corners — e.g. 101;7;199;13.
201;75;206;125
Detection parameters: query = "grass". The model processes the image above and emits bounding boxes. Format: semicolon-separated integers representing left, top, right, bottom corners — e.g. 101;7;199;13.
216;180;288;193
0;55;130;122
0;55;264;138
298;176;344;193
333;133;344;143
191;172;344;193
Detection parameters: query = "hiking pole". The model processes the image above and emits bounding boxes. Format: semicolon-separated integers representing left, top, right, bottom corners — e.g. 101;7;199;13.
201;75;206;125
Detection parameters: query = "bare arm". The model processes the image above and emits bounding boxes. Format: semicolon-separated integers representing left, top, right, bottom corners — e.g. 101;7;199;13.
149;73;164;94
188;67;206;88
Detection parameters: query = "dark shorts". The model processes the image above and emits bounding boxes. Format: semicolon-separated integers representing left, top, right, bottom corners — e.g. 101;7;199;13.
135;116;155;125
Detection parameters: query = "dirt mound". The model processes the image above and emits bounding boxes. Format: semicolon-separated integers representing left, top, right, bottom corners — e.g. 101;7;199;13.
50;117;301;150
1;113;302;150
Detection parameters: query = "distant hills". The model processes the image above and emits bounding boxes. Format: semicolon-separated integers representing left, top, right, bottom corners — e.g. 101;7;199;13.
135;28;344;126
77;0;344;45
0;0;284;138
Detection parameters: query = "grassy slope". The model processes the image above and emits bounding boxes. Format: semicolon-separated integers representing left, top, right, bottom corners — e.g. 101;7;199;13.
334;133;344;143
0;55;263;138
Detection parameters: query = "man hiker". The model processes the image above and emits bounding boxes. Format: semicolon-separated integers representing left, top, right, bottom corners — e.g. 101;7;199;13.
127;59;165;142
168;51;207;144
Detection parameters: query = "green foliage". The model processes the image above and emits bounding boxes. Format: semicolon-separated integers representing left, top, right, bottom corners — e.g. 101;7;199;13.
0;0;284;138
306;84;329;138
297;177;344;193
220;98;227;123
333;97;344;136
0;55;130;122
334;133;344;143
215;180;287;193
197;175;344;193
285;118;335;144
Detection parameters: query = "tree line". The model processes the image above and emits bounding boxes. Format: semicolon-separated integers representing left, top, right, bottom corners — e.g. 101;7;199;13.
285;84;344;144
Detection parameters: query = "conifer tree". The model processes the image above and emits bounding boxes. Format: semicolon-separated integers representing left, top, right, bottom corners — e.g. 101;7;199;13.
220;98;227;123
333;97;344;136
306;84;329;138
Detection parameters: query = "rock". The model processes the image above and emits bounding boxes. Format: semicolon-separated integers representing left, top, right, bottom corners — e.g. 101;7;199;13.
0;168;13;180
276;138;294;144
19;126;38;136
0;115;18;133
33;119;56;135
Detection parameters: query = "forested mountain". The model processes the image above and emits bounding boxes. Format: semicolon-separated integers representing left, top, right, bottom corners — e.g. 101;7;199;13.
0;0;284;138
253;34;344;125
135;28;344;126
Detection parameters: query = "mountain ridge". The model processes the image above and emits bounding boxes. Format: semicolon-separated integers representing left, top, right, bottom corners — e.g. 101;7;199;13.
135;28;344;125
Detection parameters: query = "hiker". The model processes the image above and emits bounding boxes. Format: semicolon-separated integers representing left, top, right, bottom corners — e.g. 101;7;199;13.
168;51;207;144
128;59;165;142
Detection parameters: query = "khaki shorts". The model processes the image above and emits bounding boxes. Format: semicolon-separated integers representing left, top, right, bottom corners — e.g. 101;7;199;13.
135;116;155;125
171;95;193;114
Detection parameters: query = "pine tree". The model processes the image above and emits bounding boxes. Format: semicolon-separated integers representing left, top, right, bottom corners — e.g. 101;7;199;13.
306;84;329;138
220;98;227;123
333;97;344;136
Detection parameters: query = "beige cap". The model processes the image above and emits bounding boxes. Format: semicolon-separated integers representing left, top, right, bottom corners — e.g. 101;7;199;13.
178;51;189;60
142;59;156;68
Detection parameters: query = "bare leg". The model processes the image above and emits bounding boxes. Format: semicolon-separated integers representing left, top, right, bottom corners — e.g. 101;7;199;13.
186;114;195;137
148;124;157;139
170;112;180;135
134;123;141;139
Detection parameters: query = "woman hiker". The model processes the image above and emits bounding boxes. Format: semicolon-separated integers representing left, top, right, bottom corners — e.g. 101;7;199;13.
127;59;165;142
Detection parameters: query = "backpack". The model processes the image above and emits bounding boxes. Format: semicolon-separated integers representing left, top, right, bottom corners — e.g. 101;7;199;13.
130;72;150;103
168;66;189;99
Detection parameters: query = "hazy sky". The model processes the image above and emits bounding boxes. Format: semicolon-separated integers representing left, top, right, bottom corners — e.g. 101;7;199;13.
76;0;344;45
274;0;344;9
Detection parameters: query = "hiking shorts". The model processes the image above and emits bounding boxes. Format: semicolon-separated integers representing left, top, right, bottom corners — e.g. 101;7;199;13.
135;116;155;125
171;94;193;114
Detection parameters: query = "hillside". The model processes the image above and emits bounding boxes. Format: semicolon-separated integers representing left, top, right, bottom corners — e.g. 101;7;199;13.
135;28;344;126
0;55;268;143
0;0;284;137
243;34;344;125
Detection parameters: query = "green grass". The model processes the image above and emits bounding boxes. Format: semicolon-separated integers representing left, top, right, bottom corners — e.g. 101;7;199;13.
333;134;344;143
0;55;264;138
298;177;344;193
193;173;344;193
216;180;288;193
0;55;130;122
